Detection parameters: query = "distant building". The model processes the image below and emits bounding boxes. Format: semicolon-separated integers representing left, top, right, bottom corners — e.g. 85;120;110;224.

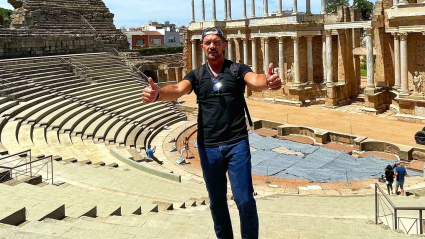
177;26;187;46
124;30;164;49
141;21;182;47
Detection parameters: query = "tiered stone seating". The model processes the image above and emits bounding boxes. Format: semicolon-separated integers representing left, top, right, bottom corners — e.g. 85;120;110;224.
16;0;129;50
0;52;186;161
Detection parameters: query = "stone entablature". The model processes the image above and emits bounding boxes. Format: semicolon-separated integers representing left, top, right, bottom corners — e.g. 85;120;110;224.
385;4;425;21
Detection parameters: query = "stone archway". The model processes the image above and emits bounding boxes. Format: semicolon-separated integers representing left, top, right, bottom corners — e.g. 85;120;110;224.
143;70;158;83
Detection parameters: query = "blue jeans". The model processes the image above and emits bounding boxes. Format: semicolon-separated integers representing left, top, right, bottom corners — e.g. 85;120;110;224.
198;138;259;239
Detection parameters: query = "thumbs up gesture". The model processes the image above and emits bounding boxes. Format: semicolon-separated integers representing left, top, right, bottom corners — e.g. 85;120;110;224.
265;63;282;90
142;78;160;103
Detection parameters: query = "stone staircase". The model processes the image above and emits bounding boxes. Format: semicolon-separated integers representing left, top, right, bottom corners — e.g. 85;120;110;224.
0;184;417;238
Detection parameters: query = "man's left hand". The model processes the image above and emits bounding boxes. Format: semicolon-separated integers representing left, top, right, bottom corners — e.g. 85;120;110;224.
266;63;282;90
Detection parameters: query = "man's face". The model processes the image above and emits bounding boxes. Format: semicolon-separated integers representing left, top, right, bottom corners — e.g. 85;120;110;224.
201;34;226;61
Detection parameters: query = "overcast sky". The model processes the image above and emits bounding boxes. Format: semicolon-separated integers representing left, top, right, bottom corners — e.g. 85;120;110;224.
1;0;354;28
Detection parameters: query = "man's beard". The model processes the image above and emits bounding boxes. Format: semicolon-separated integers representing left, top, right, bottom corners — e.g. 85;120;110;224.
207;49;222;59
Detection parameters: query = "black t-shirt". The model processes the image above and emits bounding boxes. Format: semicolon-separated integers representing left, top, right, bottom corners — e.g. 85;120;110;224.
183;59;253;147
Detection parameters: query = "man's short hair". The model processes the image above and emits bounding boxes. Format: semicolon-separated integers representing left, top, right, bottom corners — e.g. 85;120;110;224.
201;27;226;42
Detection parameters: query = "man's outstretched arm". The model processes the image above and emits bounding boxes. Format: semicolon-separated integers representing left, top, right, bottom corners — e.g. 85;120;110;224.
142;78;192;103
244;63;282;91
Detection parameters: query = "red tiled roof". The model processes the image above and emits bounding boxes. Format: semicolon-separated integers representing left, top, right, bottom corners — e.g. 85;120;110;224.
143;31;163;36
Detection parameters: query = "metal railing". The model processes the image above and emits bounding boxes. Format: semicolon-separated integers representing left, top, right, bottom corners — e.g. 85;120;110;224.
0;29;95;38
80;15;96;32
0;150;32;182
375;183;425;234
108;48;149;82
72;59;93;74
60;58;92;75
0;152;53;185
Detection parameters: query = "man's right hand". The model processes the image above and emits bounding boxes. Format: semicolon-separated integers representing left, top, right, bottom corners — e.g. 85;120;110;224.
142;78;159;103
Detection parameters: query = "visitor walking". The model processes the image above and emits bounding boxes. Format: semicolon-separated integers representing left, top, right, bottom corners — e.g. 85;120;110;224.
142;27;281;239
384;164;394;195
394;161;407;196
180;136;189;159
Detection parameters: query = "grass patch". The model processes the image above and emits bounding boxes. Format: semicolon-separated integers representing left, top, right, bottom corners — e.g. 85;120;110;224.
361;69;367;77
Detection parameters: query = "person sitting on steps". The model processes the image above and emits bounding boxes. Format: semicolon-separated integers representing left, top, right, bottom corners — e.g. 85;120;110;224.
146;144;156;161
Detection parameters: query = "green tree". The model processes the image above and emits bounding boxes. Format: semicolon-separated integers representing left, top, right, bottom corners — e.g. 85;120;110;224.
325;0;349;13
0;7;13;20
353;0;374;20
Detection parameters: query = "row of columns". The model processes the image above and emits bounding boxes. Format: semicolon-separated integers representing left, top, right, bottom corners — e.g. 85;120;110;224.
393;32;409;95
192;29;375;89
192;36;315;87
324;28;374;89
191;0;328;22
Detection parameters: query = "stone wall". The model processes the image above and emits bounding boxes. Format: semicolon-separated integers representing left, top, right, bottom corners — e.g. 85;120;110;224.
0;34;101;59
407;33;425;91
312;36;324;83
4;0;128;58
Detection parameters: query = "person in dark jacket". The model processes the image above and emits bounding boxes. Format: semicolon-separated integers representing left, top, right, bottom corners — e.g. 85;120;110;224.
384;164;394;195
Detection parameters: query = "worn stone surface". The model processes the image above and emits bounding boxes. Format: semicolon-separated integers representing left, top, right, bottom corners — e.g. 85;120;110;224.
2;0;129;58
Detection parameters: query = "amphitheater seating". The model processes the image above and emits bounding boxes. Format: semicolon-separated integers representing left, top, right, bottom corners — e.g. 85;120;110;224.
15;0;129;49
0;52;223;237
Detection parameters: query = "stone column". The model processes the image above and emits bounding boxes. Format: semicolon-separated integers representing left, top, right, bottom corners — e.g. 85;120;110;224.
307;36;313;84
293;36;300;87
337;29;346;84
393;33;400;90
365;28;375;89
264;38;270;73
321;0;326;14
263;0;269;17
228;38;233;61
251;0;256;18
224;0;228;20
243;38;249;65
322;34;326;83
278;37;284;84
202;50;206;64
191;0;195;22
251;38;257;72
242;0;247;19
326;30;333;87
212;0;217;21
400;33;409;95
201;0;205;21
393;0;398;6
278;0;283;16
292;0;298;15
191;39;197;70
228;0;232;20
306;0;311;15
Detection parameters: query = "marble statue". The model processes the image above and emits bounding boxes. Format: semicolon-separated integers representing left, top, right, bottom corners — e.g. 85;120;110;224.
413;71;423;93
286;69;293;83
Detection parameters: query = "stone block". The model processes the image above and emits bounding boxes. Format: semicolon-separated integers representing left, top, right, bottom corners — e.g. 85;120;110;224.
412;150;425;161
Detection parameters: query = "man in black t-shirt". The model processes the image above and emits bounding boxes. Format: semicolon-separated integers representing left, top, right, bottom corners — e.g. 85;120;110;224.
142;27;281;239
